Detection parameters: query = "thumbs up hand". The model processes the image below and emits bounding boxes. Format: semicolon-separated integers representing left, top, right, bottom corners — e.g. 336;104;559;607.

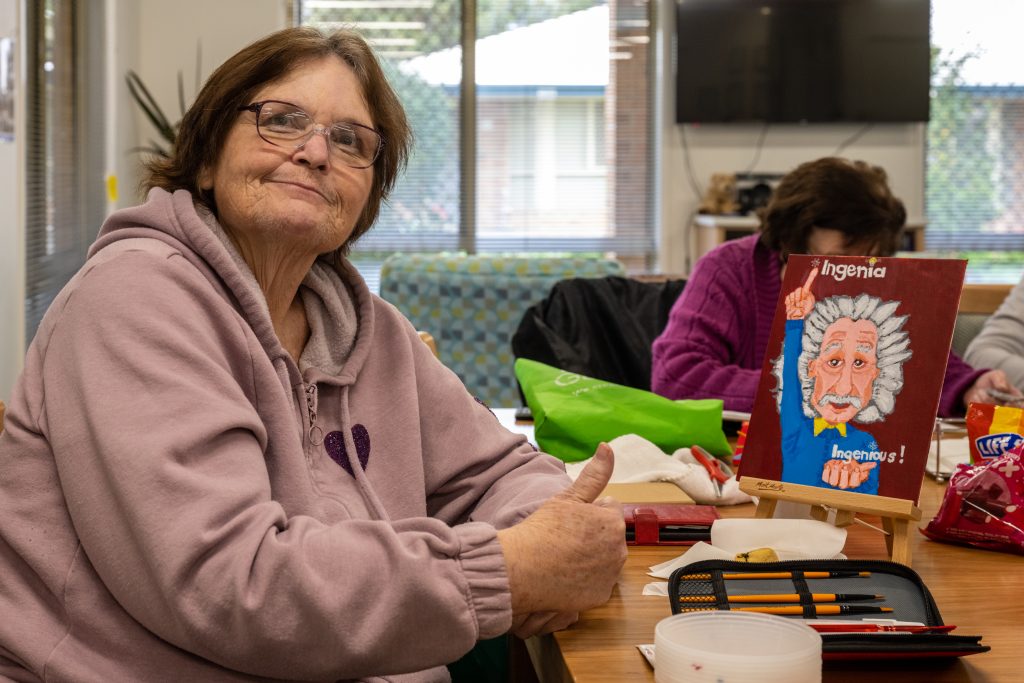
497;443;627;617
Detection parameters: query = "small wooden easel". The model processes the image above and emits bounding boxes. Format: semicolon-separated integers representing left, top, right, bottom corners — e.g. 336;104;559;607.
739;477;922;566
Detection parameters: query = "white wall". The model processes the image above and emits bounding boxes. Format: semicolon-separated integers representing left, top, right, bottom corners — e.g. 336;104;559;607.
655;0;925;275
0;2;24;402
0;1;288;402
103;0;139;213
116;0;289;206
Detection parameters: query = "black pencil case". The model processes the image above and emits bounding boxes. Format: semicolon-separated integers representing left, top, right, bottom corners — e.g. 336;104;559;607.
667;558;989;660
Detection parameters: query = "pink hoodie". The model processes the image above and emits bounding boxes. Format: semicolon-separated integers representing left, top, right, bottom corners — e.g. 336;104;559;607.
0;189;570;682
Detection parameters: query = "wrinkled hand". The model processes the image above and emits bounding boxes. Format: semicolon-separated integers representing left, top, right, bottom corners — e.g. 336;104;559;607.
963;369;1024;409
510;611;579;639
822;458;877;489
784;268;818;320
497;443;626;619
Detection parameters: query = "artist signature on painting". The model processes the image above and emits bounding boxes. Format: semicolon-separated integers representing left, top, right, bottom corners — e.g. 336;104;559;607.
755;481;786;492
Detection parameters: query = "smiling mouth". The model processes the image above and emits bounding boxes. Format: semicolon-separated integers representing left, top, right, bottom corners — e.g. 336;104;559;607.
273;180;328;202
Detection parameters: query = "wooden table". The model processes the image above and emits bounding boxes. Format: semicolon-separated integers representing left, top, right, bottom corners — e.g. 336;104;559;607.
526;477;1023;682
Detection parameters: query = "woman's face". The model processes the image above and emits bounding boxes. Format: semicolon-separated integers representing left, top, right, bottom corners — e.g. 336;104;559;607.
199;56;374;257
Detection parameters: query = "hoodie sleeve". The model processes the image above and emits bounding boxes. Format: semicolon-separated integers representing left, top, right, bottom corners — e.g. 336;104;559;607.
391;314;573;530
38;247;513;680
965;277;1024;393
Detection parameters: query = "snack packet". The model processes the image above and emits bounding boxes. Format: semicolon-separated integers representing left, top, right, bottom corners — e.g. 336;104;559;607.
965;403;1024;464
922;442;1024;555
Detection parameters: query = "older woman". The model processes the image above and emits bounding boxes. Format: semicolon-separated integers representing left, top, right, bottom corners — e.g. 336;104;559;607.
652;156;1022;415
0;28;625;682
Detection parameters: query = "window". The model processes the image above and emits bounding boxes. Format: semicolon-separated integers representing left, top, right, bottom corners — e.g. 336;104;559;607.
929;0;1024;282
24;0;94;342
299;0;656;289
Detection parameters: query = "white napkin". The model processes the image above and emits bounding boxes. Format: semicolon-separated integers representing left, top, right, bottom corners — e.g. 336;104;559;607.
642;582;670;596
647;519;847;578
926;436;971;477
563;434;753;505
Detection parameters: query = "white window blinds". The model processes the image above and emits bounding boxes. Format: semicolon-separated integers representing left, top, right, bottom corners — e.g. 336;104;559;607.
299;0;656;287
929;0;1024;282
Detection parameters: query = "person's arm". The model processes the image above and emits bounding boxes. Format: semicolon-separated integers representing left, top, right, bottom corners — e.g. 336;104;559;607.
965;278;1024;393
939;352;1023;417
495;443;625;634
394;314;625;639
387;313;572;530
651;255;761;412
938;350;987;417
779;270;817;471
779;319;808;459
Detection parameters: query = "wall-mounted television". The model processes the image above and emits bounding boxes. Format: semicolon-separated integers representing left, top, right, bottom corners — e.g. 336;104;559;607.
675;0;931;124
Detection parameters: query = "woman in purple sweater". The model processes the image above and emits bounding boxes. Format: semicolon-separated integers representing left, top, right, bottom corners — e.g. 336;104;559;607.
652;157;1020;416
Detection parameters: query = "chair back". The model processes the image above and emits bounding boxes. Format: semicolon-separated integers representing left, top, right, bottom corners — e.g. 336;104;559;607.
380;253;625;406
952;283;1013;356
512;275;687;391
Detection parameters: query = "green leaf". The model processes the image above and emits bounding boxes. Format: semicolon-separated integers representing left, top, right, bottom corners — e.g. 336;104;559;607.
125;70;176;145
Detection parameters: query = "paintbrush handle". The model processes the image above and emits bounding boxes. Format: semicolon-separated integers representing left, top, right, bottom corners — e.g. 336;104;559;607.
680;571;871;581
680;605;893;616
679;593;882;604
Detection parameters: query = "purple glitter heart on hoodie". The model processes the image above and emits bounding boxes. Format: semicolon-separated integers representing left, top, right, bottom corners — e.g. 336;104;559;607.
324;425;371;477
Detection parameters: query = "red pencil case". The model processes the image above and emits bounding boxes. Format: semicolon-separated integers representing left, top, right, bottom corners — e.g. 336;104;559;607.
667;559;988;660
623;503;719;545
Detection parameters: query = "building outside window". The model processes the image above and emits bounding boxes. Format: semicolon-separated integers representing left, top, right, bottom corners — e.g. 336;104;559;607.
298;0;656;290
930;0;1024;282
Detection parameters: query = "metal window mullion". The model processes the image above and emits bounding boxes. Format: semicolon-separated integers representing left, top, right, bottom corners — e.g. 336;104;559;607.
644;0;658;271
23;0;48;341
458;0;474;253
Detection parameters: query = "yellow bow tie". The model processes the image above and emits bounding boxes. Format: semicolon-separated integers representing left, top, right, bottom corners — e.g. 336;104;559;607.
814;418;847;437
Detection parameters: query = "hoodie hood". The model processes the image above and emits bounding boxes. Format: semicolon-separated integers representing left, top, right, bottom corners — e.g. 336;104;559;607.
91;187;373;384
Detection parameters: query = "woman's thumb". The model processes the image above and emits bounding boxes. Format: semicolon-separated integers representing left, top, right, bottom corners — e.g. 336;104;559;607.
562;443;615;503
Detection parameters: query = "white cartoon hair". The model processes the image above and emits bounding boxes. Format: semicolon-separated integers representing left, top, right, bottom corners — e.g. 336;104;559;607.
772;293;912;423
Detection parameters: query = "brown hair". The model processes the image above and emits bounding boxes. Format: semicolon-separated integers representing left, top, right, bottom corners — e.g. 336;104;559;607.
758;157;906;259
143;26;411;254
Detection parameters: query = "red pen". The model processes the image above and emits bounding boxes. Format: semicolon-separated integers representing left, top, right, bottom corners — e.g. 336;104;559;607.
808;623;956;634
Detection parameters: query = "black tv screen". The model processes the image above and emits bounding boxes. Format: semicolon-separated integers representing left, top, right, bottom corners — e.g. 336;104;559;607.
675;0;931;124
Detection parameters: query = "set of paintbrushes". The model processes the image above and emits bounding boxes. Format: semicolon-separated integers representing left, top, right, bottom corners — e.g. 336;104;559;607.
677;570;893;616
667;562;987;656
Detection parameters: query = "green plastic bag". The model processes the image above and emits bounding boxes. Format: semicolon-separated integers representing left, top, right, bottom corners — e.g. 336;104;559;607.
514;358;732;462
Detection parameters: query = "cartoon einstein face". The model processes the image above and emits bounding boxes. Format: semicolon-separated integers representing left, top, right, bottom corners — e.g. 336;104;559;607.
807;317;881;425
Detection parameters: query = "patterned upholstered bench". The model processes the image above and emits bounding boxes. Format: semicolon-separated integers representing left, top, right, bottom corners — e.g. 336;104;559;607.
379;253;625;407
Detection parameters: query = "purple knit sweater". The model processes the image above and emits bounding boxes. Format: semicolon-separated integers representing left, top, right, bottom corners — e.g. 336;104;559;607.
651;234;983;417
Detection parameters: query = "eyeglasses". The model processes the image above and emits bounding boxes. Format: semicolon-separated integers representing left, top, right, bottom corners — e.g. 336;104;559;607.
238;100;384;169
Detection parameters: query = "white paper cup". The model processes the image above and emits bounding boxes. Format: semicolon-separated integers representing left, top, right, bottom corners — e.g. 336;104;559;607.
654;611;822;683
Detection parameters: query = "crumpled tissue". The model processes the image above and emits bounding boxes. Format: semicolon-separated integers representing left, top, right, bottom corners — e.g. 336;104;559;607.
642;518;847;595
564;434;753;505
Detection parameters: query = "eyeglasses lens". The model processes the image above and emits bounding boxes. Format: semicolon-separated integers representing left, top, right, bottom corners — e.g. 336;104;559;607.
255;102;380;168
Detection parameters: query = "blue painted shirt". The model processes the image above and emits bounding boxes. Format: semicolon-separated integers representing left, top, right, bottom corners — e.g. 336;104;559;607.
780;319;880;495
